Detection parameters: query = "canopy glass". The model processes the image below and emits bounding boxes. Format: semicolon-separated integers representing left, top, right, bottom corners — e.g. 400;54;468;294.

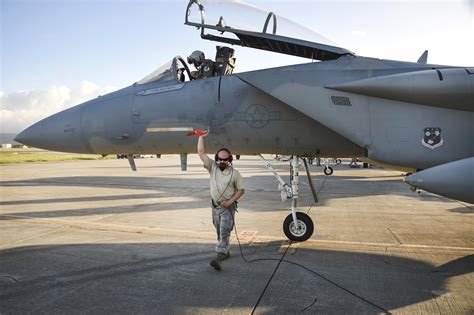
138;56;191;85
186;0;338;48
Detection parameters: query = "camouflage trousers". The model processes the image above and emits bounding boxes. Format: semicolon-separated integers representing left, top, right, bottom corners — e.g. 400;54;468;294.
211;202;236;254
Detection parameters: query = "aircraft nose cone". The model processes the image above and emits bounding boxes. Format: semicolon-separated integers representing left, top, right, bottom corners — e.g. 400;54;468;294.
14;105;92;153
14;127;36;146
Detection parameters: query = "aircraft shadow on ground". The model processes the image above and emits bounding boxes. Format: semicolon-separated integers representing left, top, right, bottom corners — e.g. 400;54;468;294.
0;200;205;220
91;163;207;169
0;242;472;313
448;206;474;214
0;172;460;220
91;161;390;173
0;193;166;206
0;173;442;202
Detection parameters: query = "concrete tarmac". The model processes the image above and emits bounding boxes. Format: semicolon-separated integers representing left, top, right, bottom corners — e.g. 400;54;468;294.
0;156;473;314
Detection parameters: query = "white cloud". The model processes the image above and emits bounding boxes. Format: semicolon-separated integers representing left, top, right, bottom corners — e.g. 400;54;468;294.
0;81;117;133
351;30;367;38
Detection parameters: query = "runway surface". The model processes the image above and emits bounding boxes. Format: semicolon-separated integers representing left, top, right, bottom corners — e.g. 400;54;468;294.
0;156;473;314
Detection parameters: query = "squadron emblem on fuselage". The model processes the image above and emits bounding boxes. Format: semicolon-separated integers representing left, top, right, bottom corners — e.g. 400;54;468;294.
421;127;444;149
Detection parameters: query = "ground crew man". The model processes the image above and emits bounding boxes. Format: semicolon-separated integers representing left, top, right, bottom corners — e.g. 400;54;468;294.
197;133;245;271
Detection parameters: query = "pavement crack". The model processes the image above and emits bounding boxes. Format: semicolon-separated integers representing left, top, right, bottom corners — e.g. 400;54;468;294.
430;292;443;315
0;274;20;283
386;227;402;245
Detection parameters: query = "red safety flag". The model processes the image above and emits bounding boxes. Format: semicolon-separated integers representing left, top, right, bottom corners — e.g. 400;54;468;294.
186;129;208;136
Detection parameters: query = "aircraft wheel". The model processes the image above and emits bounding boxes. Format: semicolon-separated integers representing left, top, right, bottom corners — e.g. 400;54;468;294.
324;166;333;176
335;159;342;165
283;212;314;242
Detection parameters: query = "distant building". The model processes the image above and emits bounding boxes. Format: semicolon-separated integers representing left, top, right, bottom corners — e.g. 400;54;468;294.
1;144;12;148
0;133;22;146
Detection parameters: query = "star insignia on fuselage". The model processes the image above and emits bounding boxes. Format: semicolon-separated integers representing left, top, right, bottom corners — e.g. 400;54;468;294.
233;104;281;128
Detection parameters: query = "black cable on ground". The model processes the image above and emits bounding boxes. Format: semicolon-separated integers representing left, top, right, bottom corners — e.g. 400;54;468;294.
232;174;391;314
250;238;292;315
234;226;391;314
300;296;318;313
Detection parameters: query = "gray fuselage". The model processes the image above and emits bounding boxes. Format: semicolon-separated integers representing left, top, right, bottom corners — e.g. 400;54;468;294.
16;55;473;172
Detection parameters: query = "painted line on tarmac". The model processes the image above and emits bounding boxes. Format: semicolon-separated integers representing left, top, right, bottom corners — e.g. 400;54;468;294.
1;214;473;253
0;227;63;250
0;214;217;241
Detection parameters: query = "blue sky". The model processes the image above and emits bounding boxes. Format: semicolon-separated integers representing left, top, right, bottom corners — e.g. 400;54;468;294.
1;0;473;132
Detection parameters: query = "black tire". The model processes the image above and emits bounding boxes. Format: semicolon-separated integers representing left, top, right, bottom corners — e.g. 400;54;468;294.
335;159;342;165
283;212;314;242
324;166;333;176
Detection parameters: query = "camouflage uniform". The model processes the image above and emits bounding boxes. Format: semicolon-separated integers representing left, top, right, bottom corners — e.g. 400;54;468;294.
212;201;237;254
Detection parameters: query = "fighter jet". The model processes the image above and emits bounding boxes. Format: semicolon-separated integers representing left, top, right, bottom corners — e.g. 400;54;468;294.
15;0;473;241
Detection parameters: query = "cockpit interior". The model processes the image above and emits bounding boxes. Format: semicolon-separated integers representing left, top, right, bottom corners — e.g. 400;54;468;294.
138;45;236;86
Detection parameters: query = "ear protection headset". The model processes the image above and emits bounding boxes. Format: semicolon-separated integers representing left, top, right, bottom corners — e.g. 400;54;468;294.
215;148;233;163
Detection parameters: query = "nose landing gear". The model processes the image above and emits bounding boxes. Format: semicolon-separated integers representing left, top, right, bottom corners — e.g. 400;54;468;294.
258;154;318;242
283;212;314;242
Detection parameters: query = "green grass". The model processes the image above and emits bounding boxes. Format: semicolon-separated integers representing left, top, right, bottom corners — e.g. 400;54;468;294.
0;153;114;164
0;147;43;152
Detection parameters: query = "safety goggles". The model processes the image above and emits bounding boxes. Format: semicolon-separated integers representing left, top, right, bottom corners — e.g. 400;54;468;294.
217;157;230;161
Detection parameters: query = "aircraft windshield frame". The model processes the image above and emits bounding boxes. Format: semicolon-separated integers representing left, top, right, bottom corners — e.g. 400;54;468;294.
185;0;279;36
137;56;191;85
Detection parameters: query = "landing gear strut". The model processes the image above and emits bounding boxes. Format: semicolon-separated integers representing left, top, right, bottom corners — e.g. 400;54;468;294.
258;155;316;241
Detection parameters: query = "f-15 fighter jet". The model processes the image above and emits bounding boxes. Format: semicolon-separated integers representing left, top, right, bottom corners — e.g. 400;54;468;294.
15;0;473;241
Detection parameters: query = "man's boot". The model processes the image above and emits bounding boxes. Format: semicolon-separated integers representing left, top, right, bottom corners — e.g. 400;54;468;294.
219;251;230;260
210;252;230;271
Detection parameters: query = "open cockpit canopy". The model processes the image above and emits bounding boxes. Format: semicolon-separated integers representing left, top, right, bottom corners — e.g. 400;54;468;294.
185;0;354;61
